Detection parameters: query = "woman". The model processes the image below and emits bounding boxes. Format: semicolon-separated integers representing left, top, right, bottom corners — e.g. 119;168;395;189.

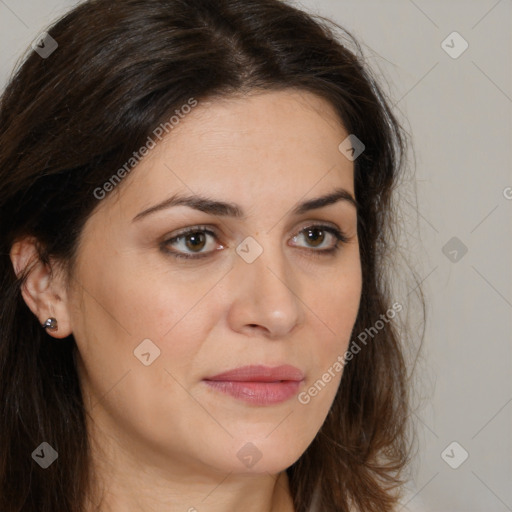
0;0;416;510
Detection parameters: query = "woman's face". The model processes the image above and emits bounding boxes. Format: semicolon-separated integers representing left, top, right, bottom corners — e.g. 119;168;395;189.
66;89;362;477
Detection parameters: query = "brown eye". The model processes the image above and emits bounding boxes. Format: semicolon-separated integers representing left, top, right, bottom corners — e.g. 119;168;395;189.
162;226;222;259
304;227;326;247
183;232;207;252
291;225;347;252
162;223;348;261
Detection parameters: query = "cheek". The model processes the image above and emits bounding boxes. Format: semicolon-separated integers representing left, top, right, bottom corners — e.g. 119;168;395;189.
72;247;206;338
314;259;362;349
70;257;214;441
70;251;221;395
299;261;362;398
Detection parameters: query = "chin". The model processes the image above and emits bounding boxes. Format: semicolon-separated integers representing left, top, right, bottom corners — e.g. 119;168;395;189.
205;434;308;475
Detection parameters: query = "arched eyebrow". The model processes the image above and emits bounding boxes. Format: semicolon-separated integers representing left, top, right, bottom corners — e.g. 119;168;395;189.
132;186;357;222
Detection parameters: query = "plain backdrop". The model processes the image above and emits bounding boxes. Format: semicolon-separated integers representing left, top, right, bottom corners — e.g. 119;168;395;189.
1;1;511;511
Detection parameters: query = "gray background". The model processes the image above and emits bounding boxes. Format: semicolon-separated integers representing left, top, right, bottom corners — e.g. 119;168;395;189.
1;1;511;510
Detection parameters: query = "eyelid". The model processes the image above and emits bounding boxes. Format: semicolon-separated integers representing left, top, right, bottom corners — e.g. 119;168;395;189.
288;224;349;253
161;225;222;259
293;220;349;240
161;222;349;259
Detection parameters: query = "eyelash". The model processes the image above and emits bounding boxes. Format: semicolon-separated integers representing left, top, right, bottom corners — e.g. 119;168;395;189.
161;224;349;261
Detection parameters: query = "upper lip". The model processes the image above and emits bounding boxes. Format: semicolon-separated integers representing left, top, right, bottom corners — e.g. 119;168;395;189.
204;364;304;382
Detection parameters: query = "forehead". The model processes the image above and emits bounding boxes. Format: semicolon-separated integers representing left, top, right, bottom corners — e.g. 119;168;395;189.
99;89;354;219
167;89;349;158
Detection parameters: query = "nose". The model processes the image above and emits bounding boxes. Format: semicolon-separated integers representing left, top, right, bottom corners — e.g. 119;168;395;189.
226;238;304;339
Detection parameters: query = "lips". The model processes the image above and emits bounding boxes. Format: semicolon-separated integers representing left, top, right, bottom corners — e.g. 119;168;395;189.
203;365;304;405
205;364;304;382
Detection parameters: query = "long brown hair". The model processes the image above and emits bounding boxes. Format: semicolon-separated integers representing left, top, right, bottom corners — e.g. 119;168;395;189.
0;1;416;510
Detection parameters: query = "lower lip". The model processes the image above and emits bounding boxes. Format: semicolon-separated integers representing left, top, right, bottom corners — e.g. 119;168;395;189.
203;380;302;405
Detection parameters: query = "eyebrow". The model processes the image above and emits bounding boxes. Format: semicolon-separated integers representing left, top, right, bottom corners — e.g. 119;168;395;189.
132;186;357;222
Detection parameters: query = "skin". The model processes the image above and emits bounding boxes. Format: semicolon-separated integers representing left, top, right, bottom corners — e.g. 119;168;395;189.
11;89;362;512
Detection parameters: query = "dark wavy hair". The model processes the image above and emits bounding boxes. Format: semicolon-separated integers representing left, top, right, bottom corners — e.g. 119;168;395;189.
0;0;416;510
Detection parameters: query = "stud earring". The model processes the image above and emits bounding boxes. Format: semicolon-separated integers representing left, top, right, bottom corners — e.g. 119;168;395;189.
42;317;58;331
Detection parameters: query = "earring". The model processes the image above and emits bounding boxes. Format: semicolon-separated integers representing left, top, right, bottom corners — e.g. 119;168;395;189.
42;317;58;331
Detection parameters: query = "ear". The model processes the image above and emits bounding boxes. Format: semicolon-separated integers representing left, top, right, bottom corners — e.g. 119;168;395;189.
10;237;73;339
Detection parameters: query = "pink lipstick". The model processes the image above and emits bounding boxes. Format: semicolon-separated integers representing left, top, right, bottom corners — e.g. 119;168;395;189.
203;364;304;405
